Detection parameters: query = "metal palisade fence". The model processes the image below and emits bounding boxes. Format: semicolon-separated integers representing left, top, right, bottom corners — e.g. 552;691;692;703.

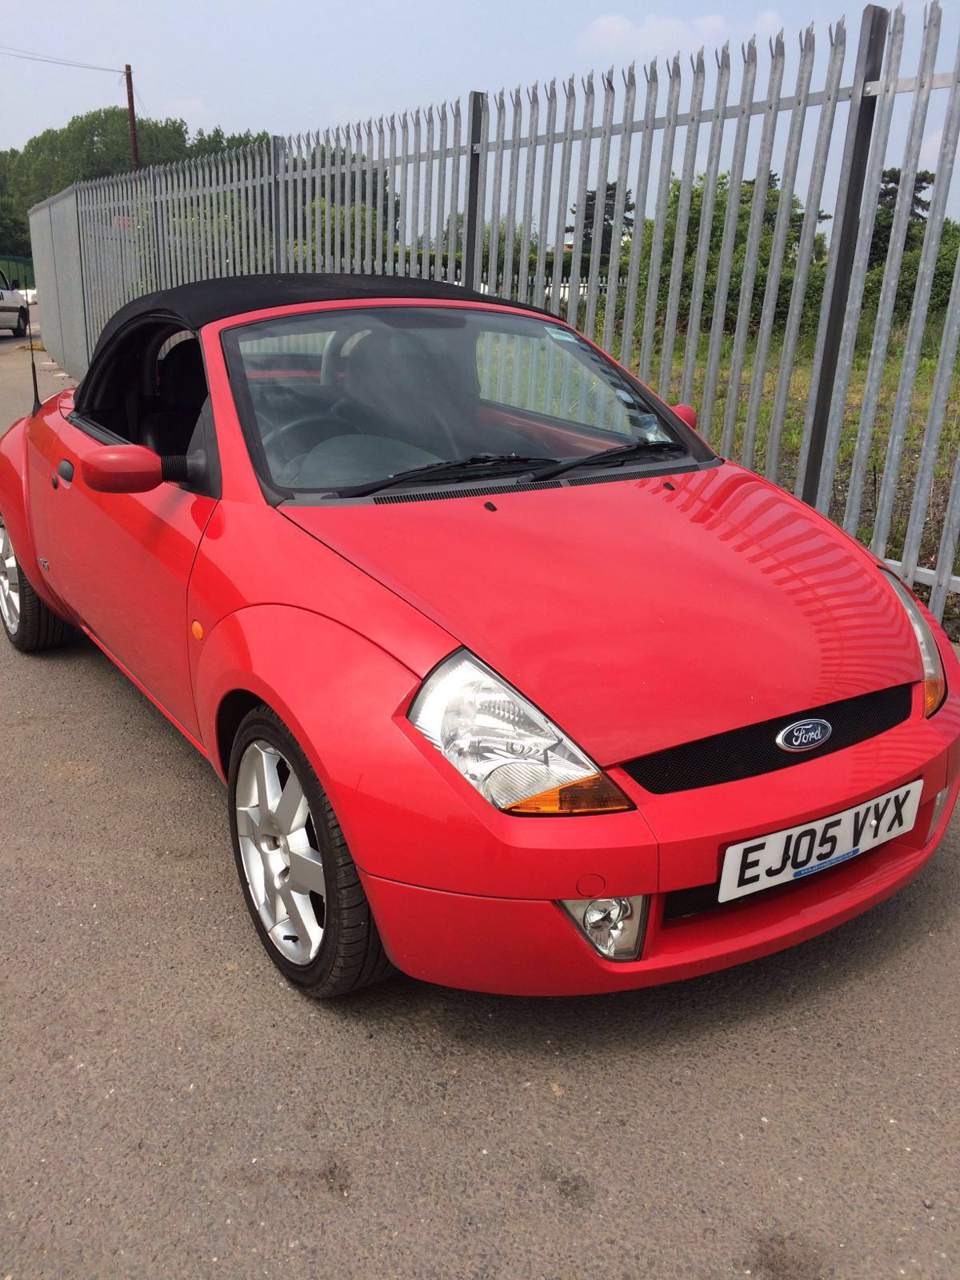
28;1;960;621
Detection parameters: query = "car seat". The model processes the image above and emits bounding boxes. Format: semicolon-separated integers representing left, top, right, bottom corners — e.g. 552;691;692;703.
139;338;208;456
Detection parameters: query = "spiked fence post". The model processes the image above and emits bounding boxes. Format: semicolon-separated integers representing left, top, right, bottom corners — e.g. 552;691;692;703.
270;136;285;273
800;4;889;505
463;91;484;291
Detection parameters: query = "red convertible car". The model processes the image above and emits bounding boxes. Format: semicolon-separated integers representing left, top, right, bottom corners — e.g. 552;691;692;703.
1;275;958;997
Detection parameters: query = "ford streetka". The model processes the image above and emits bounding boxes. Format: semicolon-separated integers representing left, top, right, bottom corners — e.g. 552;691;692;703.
1;274;957;996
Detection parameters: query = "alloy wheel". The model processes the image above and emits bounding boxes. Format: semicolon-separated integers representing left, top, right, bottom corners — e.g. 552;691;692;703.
0;516;20;635
234;740;327;965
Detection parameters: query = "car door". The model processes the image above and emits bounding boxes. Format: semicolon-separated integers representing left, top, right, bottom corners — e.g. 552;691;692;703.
26;331;219;740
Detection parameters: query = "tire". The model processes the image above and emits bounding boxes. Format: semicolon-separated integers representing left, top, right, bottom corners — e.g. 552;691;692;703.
0;512;72;652
14;310;28;339
227;705;396;998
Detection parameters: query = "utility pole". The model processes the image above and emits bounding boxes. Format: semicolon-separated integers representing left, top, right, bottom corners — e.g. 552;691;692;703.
125;64;140;171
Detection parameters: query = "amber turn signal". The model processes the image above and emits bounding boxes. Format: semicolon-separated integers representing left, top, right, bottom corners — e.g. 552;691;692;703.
506;772;633;816
924;675;946;718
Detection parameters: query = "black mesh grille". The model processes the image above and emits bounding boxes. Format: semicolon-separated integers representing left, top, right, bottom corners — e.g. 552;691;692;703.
620;683;913;794
662;840;891;923
374;480;562;503
565;461;698;486
662;881;724;921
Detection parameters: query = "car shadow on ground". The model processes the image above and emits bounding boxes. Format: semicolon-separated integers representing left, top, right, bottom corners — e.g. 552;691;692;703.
21;633;958;1055
331;866;954;1054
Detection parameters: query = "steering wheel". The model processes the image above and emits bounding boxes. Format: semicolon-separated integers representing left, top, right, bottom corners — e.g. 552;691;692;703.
319;327;371;387
260;412;361;461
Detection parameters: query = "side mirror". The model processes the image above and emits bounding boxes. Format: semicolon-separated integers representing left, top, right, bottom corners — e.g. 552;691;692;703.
81;444;163;494
11;279;20;290
671;403;698;431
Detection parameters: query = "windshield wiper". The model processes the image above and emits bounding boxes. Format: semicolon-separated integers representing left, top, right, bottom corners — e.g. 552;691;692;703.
330;453;561;498
531;439;686;483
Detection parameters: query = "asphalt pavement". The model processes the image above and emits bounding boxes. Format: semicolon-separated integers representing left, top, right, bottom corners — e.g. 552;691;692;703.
1;322;958;1279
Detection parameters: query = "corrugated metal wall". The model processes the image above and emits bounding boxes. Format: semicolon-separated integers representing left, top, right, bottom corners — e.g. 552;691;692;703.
28;187;87;378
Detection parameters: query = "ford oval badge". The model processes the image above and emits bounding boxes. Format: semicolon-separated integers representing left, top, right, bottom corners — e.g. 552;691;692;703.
775;718;833;753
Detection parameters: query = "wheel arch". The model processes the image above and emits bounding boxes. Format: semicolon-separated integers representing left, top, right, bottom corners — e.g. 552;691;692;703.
194;607;428;829
215;686;270;778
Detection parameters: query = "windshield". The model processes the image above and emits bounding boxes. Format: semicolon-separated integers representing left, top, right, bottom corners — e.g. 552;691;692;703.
222;306;686;495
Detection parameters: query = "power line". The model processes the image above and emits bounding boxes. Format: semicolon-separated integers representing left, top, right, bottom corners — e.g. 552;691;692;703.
1;44;141;171
0;43;123;74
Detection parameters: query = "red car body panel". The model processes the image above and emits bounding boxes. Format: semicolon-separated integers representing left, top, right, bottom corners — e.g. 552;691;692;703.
25;395;217;736
186;499;457;708
360;769;960;995
0;413;50;607
282;461;922;765
2;293;958;996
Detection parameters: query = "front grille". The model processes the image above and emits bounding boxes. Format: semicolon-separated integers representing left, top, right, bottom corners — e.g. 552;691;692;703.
661;882;722;921
620;683;913;795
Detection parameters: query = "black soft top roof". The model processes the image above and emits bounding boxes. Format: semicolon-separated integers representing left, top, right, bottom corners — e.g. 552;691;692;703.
90;272;553;360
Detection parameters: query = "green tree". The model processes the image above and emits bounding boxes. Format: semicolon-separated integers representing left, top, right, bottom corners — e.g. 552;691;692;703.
0;197;30;255
189;126;269;157
482;216;538;283
9;108;192;211
643;170;829;338
567;182;634;260
0;107;271;253
869;166;935;268
0;150;29;253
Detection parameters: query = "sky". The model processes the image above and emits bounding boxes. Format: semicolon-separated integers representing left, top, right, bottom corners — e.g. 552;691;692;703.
2;0;956;151
3;0;959;224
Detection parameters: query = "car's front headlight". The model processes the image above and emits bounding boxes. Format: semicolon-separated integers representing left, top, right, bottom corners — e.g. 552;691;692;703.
409;651;632;815
887;574;946;716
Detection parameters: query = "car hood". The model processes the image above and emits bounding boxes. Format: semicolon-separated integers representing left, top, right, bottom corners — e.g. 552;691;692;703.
283;463;921;765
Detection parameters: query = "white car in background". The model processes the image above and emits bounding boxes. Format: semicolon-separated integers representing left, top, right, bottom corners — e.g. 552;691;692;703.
0;270;29;336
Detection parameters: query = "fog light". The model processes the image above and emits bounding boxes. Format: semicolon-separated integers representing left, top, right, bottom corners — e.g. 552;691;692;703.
927;786;954;841
560;895;648;960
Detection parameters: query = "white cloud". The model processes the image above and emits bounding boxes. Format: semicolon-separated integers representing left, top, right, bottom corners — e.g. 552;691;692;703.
754;10;783;36
578;11;783;63
163;96;209;119
919;127;942;169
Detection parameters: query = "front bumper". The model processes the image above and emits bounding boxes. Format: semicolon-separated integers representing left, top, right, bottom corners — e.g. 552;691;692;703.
362;781;956;994
358;682;960;996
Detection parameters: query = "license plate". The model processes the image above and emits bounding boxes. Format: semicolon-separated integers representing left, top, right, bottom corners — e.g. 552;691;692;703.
718;780;923;904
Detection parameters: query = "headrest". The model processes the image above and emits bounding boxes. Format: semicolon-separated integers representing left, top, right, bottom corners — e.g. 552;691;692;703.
159;338;207;410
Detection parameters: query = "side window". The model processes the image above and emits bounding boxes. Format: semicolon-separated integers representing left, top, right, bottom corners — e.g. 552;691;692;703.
136;337;219;498
139;333;210;458
0;271;10;291
476;329;650;437
78;323;217;495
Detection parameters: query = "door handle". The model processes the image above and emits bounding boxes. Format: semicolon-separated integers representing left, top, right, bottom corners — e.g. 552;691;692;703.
56;459;74;482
